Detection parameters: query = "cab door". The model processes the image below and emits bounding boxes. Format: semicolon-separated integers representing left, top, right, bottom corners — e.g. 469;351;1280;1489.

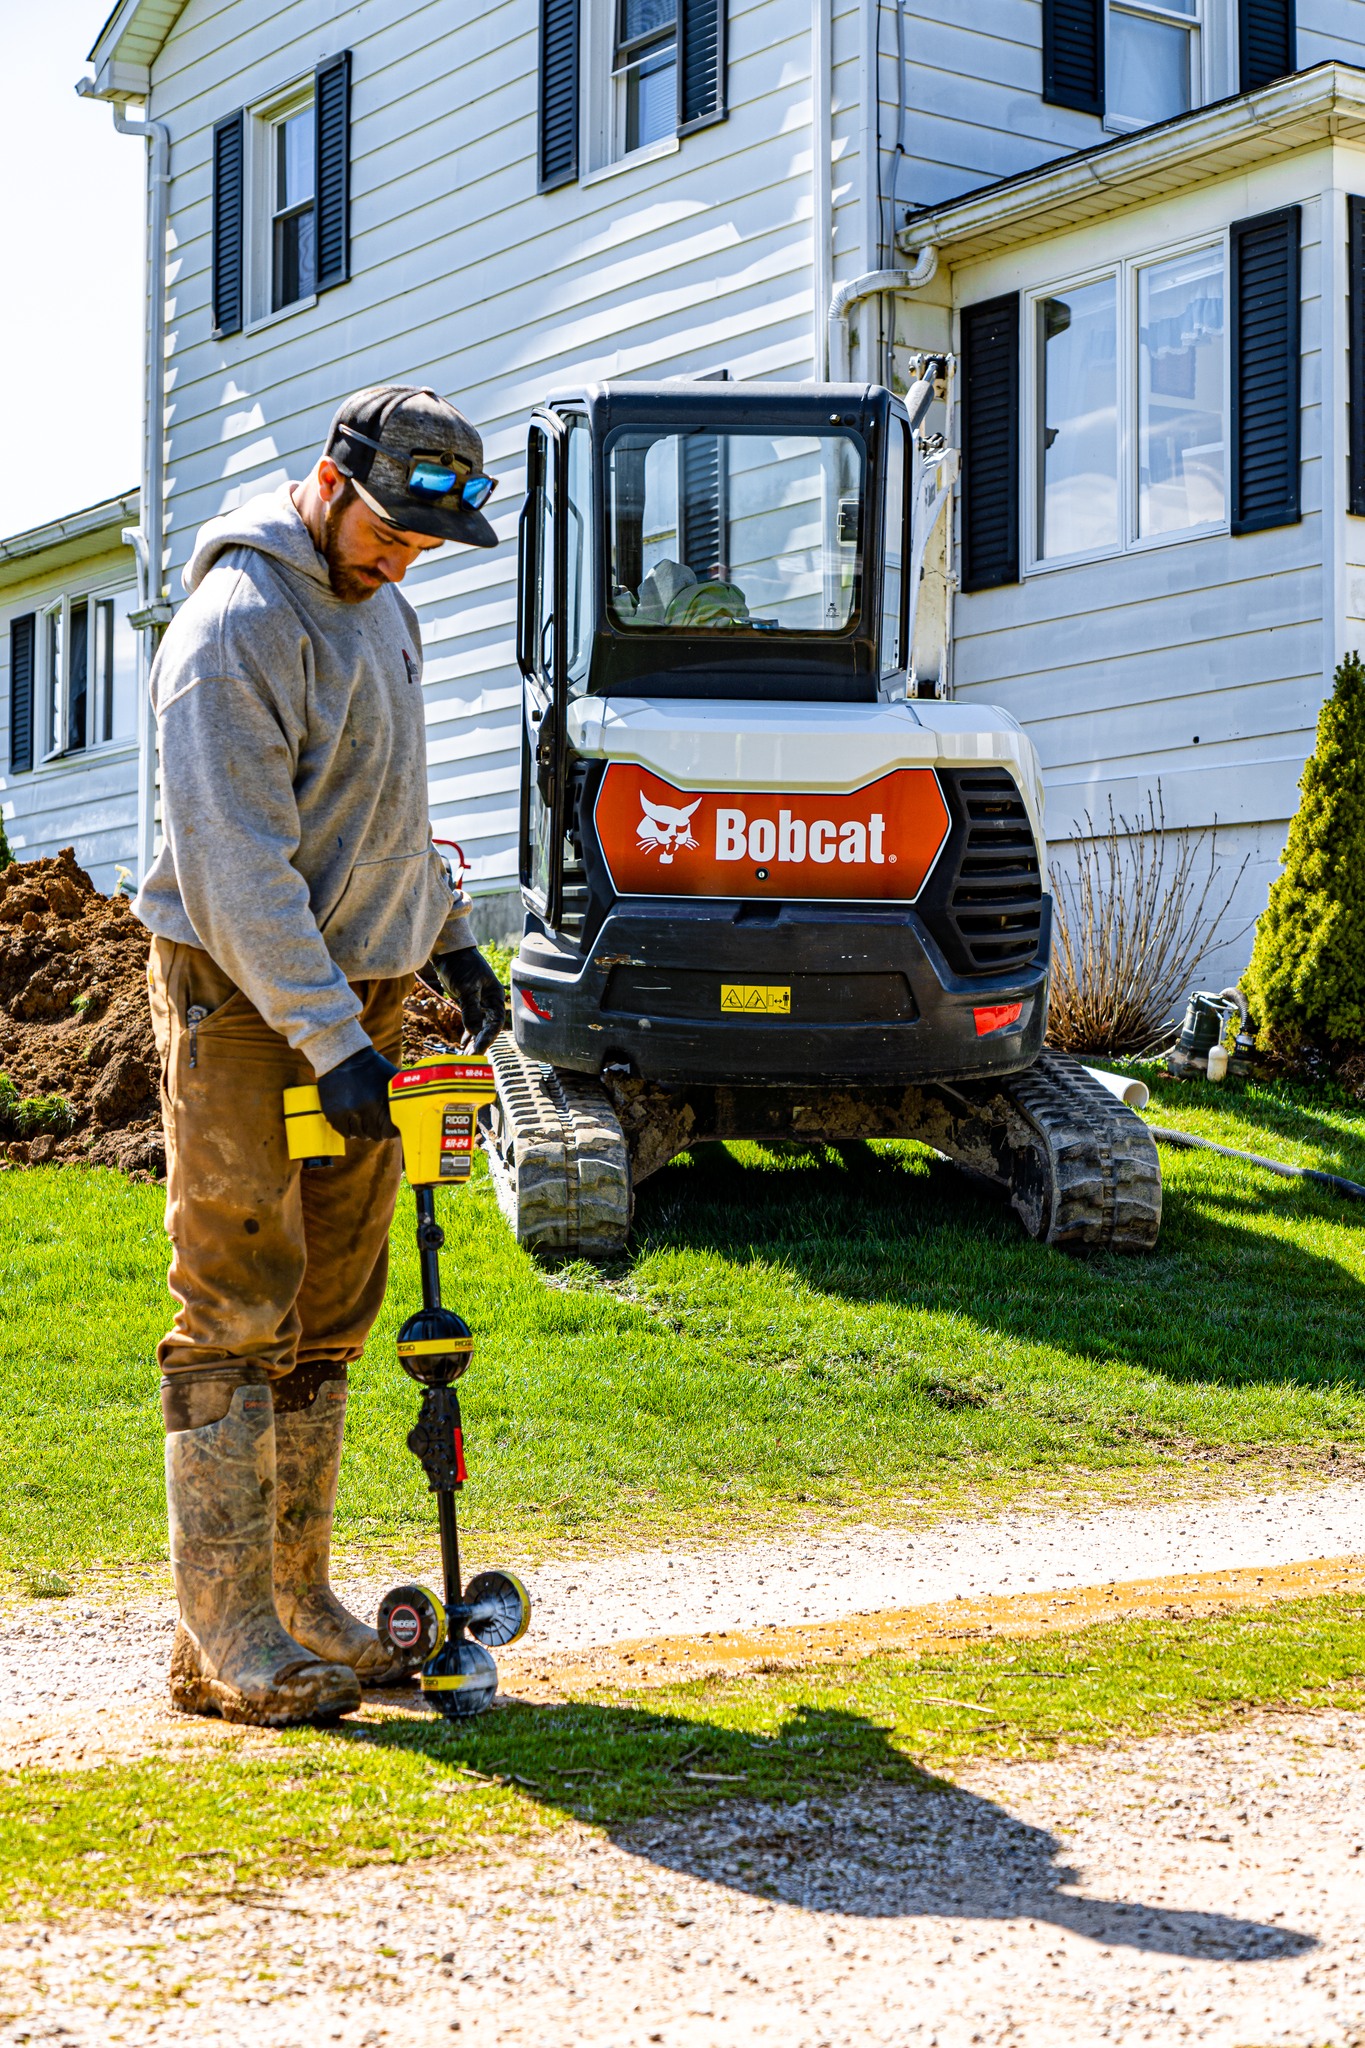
517;413;567;923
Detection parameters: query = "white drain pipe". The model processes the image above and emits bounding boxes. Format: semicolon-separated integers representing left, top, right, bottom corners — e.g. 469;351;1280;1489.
827;245;938;383
76;78;171;883
1084;1065;1152;1111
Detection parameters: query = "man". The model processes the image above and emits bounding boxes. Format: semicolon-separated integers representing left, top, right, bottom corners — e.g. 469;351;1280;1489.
136;385;507;1727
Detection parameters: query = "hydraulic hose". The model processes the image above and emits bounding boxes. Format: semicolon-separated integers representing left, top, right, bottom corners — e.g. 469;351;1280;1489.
1149;1126;1365;1202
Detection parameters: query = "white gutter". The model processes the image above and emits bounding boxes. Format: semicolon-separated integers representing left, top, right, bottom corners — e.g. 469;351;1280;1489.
894;60;1365;263
827;247;938;383
76;77;171;884
811;0;832;376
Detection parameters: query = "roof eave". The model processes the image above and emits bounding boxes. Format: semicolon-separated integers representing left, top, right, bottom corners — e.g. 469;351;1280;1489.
86;0;190;102
896;60;1365;265
0;492;140;588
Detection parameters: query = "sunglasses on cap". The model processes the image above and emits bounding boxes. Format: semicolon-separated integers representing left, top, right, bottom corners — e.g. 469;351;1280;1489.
336;424;498;511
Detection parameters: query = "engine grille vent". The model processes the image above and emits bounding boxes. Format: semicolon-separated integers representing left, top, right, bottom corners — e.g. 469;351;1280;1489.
933;769;1043;974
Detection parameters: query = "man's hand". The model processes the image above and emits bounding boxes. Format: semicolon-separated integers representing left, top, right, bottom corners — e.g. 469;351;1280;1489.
430;945;506;1053
317;1045;399;1141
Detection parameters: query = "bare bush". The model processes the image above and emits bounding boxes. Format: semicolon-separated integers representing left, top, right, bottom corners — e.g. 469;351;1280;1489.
1047;790;1249;1056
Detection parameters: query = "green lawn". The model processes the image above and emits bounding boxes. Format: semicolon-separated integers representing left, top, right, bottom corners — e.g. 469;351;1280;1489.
2;1067;1364;1581
5;1592;1365;1918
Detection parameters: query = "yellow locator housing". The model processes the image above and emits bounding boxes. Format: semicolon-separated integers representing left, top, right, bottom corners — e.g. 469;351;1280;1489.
282;1057;496;1183
282;1083;346;1162
387;1057;497;1186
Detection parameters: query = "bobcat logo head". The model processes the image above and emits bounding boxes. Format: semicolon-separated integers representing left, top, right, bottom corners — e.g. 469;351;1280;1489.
637;792;701;864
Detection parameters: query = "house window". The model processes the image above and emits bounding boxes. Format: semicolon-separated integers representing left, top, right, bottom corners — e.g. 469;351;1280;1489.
614;0;678;153
1137;244;1226;534
270;103;316;311
212;55;349;337
1036;278;1119;559
39;588;137;763
1029;239;1226;568
564;0;726;181
1108;0;1200;128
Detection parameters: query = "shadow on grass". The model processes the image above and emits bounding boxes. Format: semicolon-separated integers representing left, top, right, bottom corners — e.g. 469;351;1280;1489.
631;1139;1365;1398
345;1697;1311;1961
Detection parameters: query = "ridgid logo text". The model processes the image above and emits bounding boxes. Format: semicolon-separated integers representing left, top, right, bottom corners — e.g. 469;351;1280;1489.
715;808;888;866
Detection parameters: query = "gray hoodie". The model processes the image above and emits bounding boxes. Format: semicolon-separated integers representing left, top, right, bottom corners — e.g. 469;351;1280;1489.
135;484;473;1076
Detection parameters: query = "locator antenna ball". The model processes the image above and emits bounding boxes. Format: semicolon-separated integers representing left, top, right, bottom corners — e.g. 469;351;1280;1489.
285;1058;530;1717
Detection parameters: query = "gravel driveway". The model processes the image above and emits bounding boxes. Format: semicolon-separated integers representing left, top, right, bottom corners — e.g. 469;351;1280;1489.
5;1482;1365;2044
2;1708;1361;2046
5;1478;1365;1727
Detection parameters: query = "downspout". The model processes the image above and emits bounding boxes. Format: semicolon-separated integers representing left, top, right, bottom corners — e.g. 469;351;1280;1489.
811;0;832;376
861;0;880;273
827;245;938;383
75;79;171;884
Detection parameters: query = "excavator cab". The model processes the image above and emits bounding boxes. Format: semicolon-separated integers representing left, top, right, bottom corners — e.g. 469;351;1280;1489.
517;385;891;932
485;380;1160;1261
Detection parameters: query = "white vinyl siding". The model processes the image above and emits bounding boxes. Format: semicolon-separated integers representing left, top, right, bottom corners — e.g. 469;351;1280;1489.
884;5;1110;217
149;0;865;910
1299;0;1365;67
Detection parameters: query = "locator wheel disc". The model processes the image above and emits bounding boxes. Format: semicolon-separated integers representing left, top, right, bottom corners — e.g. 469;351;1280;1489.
464;1568;532;1648
377;1582;446;1664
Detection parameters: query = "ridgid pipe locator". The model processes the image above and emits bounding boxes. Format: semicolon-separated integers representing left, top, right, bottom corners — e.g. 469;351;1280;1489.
283;1059;530;1718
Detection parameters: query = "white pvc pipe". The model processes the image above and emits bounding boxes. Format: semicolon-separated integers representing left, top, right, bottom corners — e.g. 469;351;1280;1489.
78;80;170;884
811;0;832;376
1084;1064;1151;1111
860;0;879;274
827;247;938;383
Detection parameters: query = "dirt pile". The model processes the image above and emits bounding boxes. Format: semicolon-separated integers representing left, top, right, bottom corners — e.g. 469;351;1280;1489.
401;979;471;1062
0;849;478;1180
0;849;163;1176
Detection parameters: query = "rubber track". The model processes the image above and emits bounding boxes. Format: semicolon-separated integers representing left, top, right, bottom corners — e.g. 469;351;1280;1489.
978;1050;1162;1252
485;1036;633;1258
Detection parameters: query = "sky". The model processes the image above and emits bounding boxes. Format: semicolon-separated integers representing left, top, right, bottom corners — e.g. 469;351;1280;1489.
0;2;144;539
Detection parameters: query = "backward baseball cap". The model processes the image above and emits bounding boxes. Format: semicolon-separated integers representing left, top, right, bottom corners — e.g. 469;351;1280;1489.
323;383;499;548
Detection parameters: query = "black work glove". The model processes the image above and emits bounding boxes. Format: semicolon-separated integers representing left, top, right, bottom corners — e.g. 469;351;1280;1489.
430;945;506;1053
316;1045;399;1142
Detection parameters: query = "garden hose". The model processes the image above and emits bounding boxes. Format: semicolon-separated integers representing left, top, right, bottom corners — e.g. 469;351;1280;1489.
1149;1126;1365;1202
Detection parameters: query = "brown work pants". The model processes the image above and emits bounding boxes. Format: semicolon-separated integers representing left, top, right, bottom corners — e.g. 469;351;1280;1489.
148;939;409;1401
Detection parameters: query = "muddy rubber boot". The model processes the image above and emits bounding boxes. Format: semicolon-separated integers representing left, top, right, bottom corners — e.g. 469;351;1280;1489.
166;1384;362;1726
273;1372;417;1686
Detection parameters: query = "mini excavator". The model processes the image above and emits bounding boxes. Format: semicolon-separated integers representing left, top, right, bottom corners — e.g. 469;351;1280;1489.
481;373;1161;1261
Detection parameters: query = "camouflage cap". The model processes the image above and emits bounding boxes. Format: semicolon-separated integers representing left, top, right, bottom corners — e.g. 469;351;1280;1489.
324;384;498;548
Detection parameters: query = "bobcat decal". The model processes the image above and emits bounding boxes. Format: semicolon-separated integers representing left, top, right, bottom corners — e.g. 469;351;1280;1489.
636;791;702;864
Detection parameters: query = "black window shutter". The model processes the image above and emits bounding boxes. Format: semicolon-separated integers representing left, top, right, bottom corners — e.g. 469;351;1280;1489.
539;0;579;190
960;293;1020;593
211;111;244;336
1230;205;1301;535
1042;0;1103;116
679;0;726;132
1239;0;1296;91
1350;197;1365;517
9;614;35;775
679;436;727;580
314;53;352;293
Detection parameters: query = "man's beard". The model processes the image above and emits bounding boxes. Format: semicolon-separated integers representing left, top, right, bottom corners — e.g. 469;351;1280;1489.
320;491;382;603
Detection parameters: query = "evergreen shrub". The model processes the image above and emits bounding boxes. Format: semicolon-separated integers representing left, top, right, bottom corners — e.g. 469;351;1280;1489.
1245;651;1365;1057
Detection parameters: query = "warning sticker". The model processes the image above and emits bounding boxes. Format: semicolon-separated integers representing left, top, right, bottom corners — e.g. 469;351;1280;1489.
720;984;792;1015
